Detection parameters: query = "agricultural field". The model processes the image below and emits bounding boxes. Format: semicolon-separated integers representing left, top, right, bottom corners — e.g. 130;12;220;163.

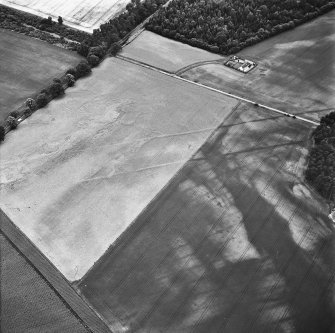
79;104;335;333
0;29;81;123
1;1;334;331
181;9;335;116
0;0;130;33
122;30;222;72
0;232;88;332
0;57;238;281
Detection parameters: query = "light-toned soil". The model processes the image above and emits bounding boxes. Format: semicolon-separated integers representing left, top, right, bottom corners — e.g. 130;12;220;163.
0;57;238;281
79;104;335;333
181;10;335;117
0;0;130;33
122;30;222;72
0;29;81;122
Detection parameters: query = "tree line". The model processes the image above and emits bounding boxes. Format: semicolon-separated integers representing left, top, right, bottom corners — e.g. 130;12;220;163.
0;5;89;44
1;0;168;63
78;0;167;55
146;0;335;54
0;0;168;142
306;112;335;204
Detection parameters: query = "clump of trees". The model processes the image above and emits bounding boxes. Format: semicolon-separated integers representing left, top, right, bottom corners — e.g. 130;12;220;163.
36;93;49;108
306;112;335;203
87;54;100;67
26;98;37;111
65;73;76;87
146;0;335;55
40;16;53;29
6;116;18;129
48;81;64;98
75;60;92;78
9;110;20;119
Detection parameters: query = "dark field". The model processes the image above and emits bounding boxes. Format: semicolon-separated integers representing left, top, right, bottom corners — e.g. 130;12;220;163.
0;232;88;332
0;29;81;122
79;104;335;333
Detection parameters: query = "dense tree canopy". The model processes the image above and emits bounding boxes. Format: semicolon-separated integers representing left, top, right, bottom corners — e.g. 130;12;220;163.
306;112;335;203
147;0;335;54
78;0;167;52
0;125;5;141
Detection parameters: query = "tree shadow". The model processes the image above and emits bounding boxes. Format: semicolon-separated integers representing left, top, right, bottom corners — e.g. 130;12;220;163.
183;113;335;333
79;109;335;333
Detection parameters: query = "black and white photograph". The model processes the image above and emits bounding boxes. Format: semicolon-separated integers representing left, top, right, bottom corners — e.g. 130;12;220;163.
0;0;335;332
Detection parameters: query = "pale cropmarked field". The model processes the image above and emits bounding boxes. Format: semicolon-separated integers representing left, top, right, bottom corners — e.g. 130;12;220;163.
0;0;130;32
79;104;335;333
122;30;222;72
0;57;238;280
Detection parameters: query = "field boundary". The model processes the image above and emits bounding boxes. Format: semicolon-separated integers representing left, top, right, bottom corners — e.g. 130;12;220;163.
0;209;113;333
77;101;242;284
116;54;320;126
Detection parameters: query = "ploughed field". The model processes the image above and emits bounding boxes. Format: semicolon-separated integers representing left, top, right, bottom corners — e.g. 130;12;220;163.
0;29;81;123
0;232;88;332
0;57;238;281
181;10;335;116
79;104;335;333
0;0;130;33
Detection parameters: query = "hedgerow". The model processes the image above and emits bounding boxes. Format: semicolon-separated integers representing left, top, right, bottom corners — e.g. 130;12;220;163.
0;4;89;44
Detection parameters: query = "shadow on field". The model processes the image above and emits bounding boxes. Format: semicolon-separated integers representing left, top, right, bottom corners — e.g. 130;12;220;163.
79;108;335;333
189;123;335;333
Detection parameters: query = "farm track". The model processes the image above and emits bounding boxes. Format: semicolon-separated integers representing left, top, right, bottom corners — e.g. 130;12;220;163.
116;54;320;126
175;59;225;76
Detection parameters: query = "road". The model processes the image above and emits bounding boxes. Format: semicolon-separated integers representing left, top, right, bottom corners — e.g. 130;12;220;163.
116;54;320;126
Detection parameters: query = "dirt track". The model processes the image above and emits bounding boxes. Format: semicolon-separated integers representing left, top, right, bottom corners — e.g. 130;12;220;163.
122;30;222;72
79;104;335;333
